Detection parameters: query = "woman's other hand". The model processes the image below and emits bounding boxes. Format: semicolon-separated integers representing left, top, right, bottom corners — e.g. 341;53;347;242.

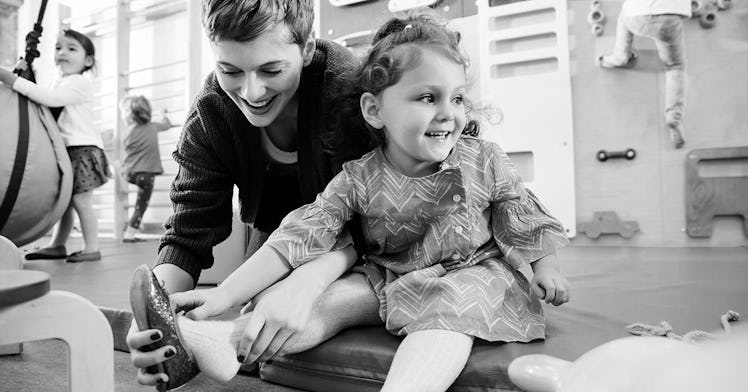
125;320;173;386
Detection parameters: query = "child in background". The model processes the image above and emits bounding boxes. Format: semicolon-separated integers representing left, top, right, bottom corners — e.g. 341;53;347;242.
119;95;171;243
0;29;109;262
597;0;691;149
131;12;570;391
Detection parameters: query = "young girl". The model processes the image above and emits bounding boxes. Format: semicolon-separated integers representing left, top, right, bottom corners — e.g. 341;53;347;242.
131;13;570;391
119;95;171;243
597;0;690;149
0;29;109;262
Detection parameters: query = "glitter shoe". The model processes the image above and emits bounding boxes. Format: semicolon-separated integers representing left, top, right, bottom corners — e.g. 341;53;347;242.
129;264;199;391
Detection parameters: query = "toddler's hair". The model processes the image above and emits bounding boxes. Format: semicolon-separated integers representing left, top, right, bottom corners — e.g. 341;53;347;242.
201;0;313;46
358;11;475;146
63;29;96;73
120;95;152;125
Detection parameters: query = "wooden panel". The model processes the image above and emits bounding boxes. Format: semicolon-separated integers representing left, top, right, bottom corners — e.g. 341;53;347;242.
569;0;748;246
477;0;577;236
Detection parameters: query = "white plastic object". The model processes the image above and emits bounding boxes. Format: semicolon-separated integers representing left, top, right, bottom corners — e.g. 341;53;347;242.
716;0;731;10
334;30;374;48
388;0;438;13
329;0;372;6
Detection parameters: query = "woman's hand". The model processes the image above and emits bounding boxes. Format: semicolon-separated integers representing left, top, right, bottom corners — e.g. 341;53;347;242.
236;268;326;364
169;286;235;320
125;320;174;386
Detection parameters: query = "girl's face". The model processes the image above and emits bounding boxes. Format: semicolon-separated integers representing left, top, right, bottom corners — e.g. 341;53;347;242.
210;24;315;128
362;48;467;177
54;34;92;76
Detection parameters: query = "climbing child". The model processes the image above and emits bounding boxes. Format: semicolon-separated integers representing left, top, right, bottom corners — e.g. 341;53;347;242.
130;12;571;391
0;29;109;262
119;95;171;243
597;0;691;149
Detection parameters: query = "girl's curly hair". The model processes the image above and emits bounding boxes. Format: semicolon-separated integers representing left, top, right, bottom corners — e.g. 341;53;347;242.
325;10;479;161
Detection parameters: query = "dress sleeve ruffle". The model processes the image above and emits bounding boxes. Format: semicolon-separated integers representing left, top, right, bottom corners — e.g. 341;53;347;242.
487;143;568;269
264;169;357;268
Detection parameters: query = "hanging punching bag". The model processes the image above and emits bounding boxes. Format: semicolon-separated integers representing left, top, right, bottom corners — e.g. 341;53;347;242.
0;0;73;246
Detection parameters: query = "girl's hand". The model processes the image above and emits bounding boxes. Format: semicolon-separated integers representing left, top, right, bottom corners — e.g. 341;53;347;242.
125;319;173;386
236;272;324;364
530;266;570;306
169;286;234;321
14;59;28;72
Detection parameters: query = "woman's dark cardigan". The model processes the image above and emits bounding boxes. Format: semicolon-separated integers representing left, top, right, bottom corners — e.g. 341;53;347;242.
156;40;367;283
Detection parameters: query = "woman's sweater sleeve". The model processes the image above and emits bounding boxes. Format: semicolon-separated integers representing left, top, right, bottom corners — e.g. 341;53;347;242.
155;98;235;284
12;74;90;107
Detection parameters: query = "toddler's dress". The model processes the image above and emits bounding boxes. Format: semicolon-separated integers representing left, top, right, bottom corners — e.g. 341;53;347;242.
265;137;569;342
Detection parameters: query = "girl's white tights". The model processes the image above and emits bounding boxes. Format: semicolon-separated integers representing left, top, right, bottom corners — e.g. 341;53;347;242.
381;329;474;392
176;317;243;382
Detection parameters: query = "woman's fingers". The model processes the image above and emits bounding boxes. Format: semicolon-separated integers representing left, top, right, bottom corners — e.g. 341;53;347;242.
255;328;294;363
237;312;267;363
126;327;162;351
137;368;168;386
130;344;176;368
169;291;203;314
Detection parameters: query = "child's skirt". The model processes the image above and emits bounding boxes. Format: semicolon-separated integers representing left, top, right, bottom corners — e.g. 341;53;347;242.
357;254;546;342
67;145;111;194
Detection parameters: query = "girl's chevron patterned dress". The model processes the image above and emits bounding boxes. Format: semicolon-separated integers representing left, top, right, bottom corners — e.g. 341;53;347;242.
265;136;569;342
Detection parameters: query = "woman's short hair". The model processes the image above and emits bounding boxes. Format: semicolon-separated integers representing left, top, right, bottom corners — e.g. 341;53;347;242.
201;0;314;45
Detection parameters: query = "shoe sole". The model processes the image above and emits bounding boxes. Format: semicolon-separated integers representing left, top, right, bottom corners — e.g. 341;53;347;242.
25;253;68;260
130;265;199;391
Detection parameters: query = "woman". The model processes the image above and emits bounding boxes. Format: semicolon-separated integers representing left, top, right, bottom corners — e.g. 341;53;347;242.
126;0;378;387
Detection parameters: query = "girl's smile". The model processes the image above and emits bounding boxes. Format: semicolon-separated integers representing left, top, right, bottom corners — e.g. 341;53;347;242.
365;47;467;177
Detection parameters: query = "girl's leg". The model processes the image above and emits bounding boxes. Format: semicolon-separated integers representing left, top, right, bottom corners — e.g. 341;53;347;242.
381;330;473;392
49;204;75;247
650;17;687;148
71;190;99;252
128;173;155;230
176;272;381;381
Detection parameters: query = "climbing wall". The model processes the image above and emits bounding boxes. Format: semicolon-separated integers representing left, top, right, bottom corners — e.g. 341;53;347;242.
569;0;748;246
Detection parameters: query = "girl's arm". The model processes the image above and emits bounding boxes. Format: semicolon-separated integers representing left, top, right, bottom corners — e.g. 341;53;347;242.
0;68;18;87
217;245;294;308
156;109;172;132
11;74;90;107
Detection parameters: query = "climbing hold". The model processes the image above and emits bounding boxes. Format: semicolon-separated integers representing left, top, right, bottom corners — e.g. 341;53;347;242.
699;8;717;28
716;0;731;10
591;23;604;37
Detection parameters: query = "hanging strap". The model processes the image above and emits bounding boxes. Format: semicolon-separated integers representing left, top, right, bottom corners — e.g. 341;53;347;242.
14;0;48;82
0;96;31;232
0;0;50;232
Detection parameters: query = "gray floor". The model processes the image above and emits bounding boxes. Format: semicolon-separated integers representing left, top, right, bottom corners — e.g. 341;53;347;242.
3;237;747;391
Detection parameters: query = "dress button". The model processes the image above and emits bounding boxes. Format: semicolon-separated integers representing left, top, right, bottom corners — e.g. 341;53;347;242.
454;226;463;234
452;194;461;202
451;253;460;260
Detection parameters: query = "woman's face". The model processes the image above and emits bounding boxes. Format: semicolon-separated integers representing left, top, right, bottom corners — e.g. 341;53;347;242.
210;24;314;128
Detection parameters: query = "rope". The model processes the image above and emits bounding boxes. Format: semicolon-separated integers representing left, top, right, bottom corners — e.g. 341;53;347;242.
625;310;740;343
13;0;49;82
